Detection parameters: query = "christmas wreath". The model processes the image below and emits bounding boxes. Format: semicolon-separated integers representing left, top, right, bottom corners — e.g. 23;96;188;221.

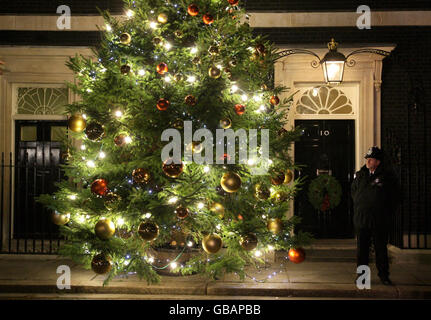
308;174;342;212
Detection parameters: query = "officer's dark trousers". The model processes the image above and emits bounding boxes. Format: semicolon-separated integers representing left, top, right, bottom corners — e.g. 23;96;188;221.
356;228;389;278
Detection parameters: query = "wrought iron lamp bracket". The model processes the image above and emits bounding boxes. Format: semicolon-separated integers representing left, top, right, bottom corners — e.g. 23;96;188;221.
344;48;391;68
276;49;322;68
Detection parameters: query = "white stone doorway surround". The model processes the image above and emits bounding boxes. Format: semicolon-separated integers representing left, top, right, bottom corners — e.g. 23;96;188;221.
274;44;395;218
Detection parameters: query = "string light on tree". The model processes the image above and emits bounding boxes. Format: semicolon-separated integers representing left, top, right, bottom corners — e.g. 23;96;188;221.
39;0;312;283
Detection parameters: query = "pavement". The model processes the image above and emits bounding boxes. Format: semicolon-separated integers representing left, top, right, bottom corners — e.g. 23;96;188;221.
1;250;431;299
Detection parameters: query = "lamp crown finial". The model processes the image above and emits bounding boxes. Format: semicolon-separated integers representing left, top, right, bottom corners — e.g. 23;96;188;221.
328;38;338;51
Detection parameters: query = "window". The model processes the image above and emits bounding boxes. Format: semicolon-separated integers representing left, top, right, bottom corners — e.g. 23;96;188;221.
17;87;68;115
296;86;353;115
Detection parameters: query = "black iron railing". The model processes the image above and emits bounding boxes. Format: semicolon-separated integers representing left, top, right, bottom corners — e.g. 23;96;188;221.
385;127;430;249
1;152;65;254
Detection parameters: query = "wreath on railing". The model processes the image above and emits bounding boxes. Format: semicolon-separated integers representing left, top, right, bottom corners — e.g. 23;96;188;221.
308;174;342;212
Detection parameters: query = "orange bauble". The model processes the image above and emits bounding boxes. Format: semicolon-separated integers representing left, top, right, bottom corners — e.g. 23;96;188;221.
203;14;214;25
270;95;280;106
157;98;170;111
91;178;108;196
187;4;199;16
228;0;239;5
156;62;168;75
234;104;245;115
288;247;306;264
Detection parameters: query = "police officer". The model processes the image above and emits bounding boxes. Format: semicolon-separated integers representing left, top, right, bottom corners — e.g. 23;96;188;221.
351;146;401;285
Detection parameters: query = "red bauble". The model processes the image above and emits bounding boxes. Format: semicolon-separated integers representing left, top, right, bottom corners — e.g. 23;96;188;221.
288;248;306;264
228;0;239;5
219;153;232;161
234;104;245;115
270;95;280;106
156;62;168;75
157;98;170;111
187;4;199;16
91;179;108;196
203;14;214;25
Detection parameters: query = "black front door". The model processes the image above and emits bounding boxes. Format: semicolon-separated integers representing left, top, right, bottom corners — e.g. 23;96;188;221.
294;120;355;238
14;120;68;239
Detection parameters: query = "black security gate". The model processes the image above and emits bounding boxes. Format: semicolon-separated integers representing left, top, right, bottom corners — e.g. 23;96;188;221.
0;120;68;254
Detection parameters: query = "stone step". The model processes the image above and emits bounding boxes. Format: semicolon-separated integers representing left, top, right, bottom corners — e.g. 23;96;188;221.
273;239;390;263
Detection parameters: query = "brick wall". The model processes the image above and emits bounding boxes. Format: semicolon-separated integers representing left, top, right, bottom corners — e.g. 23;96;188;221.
0;25;429;242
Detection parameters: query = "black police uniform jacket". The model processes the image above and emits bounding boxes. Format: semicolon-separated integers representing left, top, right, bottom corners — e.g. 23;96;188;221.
351;164;400;231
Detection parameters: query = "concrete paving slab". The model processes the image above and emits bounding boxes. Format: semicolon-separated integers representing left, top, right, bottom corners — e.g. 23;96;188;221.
1;253;431;299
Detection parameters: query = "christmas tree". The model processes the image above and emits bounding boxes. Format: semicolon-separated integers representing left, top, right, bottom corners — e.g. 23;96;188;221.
38;0;312;285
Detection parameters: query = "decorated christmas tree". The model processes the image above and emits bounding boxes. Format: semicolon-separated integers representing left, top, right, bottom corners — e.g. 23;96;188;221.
38;0;312;285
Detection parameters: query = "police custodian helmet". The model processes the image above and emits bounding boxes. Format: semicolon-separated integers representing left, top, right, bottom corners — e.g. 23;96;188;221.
364;146;383;160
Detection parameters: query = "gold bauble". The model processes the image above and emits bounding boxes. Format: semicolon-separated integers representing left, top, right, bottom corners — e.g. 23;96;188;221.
220;171;241;193
153;37;163;45
132;168;152;184
120;64;131;74
157;13;168;24
209;202;225;218
85;122;105;141
138;221;159;241
116;227;133;239
254;183;270;200
68;114;86;133
272;191;288;203
229;59;237;67
186;141;202;153
240;233;258;251
175;206;189;219
184;94;197;106
220;118;232;129
94;218;116;240
208;45;219;55
91;254;112;274
202;234;223;254
192;56;201;65
174;30;184;38
173;74;183;82
120;32;131;45
171;118;184;129
162;159;184;178
267;218;283;234
51;211;70;226
208;66;221;79
284;170;293;184
114;134;127;147
104;192;121;211
271;172;285;185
